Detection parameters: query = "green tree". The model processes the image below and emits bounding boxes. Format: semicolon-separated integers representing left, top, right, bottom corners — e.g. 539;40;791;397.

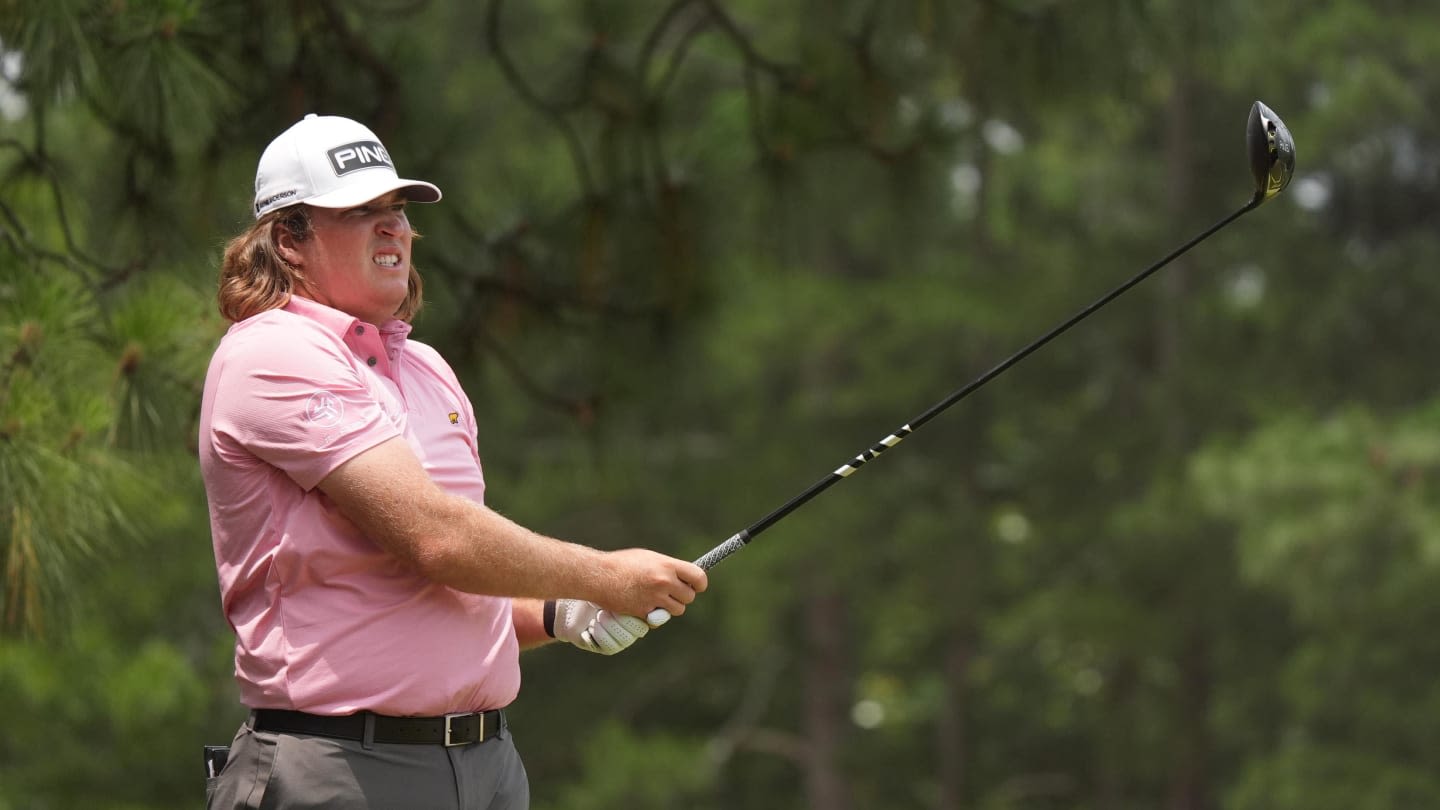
4;1;1440;809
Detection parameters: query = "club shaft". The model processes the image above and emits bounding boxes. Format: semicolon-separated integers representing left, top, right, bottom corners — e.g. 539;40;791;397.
693;199;1259;572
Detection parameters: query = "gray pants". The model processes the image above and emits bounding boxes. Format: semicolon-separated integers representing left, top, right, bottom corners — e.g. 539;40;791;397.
207;716;529;810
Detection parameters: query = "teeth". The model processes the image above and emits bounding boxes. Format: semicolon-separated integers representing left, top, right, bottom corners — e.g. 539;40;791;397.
375;254;399;267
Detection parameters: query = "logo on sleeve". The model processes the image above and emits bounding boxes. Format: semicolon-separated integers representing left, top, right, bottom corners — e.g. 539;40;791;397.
305;392;345;427
448;412;460;425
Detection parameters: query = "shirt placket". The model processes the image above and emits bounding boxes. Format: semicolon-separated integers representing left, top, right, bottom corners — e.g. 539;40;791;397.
344;322;392;379
357;323;416;427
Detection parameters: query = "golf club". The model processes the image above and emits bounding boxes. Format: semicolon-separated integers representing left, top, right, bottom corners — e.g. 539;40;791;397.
647;100;1295;626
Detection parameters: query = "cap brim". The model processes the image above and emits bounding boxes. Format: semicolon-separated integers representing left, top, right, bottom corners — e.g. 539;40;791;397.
303;174;442;209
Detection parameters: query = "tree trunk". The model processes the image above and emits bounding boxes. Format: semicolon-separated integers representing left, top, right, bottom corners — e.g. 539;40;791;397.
936;634;973;810
1160;53;1213;810
1095;657;1138;810
1168;627;1212;810
802;585;852;810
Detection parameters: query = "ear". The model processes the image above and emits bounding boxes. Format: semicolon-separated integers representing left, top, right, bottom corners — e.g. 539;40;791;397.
274;223;306;267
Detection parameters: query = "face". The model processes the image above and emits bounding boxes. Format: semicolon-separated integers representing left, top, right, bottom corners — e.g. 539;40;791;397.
279;191;414;325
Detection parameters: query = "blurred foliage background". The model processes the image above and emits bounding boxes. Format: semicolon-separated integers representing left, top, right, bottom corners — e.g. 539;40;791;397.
3;1;1440;808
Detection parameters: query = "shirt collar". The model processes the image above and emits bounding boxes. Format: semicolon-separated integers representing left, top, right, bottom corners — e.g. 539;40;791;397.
284;295;412;342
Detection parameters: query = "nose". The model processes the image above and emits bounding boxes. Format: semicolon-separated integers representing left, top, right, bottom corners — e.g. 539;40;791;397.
377;210;410;237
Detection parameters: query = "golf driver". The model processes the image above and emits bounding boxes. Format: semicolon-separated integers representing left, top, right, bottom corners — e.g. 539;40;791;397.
647;100;1295;625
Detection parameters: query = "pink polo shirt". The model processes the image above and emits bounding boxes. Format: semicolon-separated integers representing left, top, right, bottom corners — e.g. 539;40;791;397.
198;295;519;716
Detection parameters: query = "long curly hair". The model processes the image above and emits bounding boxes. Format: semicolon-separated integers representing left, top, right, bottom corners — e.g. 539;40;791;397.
216;206;424;323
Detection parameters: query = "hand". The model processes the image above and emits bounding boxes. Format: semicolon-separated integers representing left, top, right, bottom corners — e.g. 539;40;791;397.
597;548;708;618
545;598;661;655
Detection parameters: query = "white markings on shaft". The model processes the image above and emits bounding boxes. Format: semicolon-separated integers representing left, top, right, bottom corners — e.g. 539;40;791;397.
834;425;912;477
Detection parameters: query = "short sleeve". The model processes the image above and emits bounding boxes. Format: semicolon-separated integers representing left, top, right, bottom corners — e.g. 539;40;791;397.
207;321;401;491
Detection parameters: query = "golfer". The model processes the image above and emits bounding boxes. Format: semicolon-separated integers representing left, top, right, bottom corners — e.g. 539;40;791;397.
200;114;706;809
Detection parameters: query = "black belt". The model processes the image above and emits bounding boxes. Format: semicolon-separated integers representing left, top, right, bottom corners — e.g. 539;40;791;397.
253;708;505;747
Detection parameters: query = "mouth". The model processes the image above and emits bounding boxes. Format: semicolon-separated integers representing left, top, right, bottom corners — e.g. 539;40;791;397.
373;252;403;269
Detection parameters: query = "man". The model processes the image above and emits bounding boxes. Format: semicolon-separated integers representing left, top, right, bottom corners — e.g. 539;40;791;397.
200;114;707;809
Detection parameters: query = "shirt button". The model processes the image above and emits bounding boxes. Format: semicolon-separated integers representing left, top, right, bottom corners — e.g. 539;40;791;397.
367;357;377;367
355;325;365;335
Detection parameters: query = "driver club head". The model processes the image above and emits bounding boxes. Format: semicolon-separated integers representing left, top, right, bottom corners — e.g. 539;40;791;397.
1247;100;1296;205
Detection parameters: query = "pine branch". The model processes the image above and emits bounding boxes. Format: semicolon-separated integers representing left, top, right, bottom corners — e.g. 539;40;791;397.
464;319;600;423
484;0;598;195
316;0;402;131
698;1;922;164
0;138;132;282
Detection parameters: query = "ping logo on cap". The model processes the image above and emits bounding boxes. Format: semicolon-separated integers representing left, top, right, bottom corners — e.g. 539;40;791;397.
327;140;394;176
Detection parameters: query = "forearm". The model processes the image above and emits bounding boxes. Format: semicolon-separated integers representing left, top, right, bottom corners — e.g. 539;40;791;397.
319;437;704;618
386;487;618;602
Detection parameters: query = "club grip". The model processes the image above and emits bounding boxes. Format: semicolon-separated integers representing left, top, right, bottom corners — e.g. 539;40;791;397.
694;532;749;571
644;532;750;627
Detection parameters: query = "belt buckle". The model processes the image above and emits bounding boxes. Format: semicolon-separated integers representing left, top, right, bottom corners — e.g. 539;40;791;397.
443;712;479;747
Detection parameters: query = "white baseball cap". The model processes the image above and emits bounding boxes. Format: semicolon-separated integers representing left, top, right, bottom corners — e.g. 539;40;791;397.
252;114;442;219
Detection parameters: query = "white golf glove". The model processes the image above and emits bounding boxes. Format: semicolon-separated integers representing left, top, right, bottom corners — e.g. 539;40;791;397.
544;599;666;655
